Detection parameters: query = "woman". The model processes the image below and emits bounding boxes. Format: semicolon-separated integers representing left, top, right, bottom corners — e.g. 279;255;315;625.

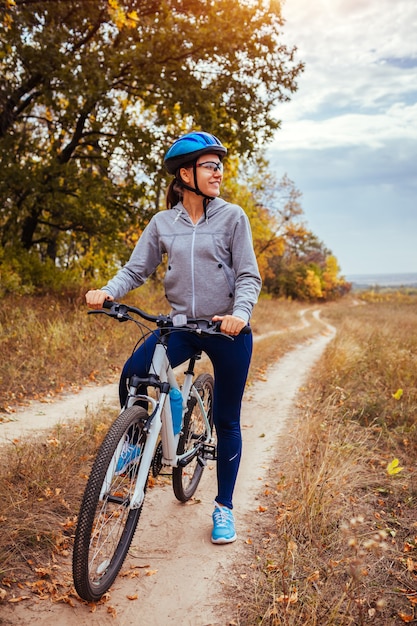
86;131;262;544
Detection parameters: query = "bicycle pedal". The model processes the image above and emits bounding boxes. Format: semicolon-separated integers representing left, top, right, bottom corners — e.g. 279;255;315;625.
201;443;217;461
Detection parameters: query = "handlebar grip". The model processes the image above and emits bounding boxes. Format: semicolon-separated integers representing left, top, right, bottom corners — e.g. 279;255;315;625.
210;320;251;335
103;299;116;309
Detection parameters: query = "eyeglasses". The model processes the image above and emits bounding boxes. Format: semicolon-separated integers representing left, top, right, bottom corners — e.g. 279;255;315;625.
197;161;224;173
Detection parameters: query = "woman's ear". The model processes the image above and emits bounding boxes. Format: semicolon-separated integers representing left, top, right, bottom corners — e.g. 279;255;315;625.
179;166;192;184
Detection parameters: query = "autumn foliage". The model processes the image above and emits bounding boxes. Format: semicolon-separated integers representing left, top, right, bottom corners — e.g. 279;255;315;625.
0;0;349;302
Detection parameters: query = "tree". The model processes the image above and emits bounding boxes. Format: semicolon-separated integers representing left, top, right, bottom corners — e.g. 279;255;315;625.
0;0;304;266
221;156;285;282
261;176;350;300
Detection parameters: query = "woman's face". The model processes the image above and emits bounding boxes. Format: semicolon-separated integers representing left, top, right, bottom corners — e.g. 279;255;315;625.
181;152;223;197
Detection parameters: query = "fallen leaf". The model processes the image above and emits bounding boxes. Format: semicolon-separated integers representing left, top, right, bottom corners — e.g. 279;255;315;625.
392;388;403;400
307;570;320;583
387;458;403;476
406;558;415;572
398;611;413;622
146;570;158;576
404;542;415;552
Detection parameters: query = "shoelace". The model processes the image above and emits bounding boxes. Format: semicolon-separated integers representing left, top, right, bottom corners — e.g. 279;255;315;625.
213;506;231;527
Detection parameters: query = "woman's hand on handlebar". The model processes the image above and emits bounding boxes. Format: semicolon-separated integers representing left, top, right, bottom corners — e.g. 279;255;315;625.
211;314;246;337
85;289;114;310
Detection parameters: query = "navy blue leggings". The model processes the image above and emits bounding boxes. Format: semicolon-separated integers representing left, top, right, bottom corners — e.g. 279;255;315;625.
119;330;253;510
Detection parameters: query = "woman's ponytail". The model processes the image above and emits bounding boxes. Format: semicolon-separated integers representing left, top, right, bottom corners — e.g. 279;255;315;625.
166;177;184;209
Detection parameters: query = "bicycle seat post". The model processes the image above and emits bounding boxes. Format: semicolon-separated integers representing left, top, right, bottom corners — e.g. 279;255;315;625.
184;351;202;377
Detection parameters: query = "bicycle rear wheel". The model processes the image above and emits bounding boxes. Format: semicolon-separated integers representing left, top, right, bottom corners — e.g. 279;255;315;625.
172;373;214;502
72;406;148;602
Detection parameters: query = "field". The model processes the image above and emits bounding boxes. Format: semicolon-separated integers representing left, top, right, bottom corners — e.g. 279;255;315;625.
232;293;417;625
1;290;417;624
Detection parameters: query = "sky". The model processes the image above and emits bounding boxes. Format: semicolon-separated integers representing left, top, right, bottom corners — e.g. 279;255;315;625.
267;0;417;277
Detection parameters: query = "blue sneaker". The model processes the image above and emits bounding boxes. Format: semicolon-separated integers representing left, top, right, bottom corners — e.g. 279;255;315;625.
115;441;141;475
211;504;237;544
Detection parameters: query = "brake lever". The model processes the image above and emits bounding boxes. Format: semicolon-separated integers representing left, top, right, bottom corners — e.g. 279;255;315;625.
87;303;131;322
206;321;251;337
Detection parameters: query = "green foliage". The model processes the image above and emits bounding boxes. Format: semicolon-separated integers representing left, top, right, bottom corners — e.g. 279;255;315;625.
0;0;303;267
0;246;118;298
0;1;349;302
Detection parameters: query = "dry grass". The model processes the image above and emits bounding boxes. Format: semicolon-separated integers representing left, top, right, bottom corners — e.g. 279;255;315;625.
0;291;314;412
0;284;169;411
0;291;320;591
0;408;114;582
249;298;326;383
4;290;417;623
228;294;417;625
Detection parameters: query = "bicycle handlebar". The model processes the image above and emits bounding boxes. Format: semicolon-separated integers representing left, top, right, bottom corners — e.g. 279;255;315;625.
89;300;251;336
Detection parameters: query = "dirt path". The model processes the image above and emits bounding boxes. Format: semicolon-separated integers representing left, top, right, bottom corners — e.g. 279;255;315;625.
1;313;335;626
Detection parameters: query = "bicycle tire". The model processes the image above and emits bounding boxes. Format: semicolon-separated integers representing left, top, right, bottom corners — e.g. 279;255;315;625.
172;373;214;502
72;405;148;602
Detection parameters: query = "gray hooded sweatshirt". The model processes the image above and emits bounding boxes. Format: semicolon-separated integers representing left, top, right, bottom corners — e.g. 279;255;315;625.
102;197;262;324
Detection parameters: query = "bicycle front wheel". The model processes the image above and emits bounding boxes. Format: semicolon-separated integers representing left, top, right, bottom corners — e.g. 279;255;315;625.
72;405;148;602
172;373;214;502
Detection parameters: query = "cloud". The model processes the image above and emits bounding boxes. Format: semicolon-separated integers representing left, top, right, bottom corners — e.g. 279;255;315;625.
272;102;417;151
267;0;417;275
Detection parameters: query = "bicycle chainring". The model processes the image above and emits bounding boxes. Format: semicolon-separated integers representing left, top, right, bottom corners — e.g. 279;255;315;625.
152;441;163;477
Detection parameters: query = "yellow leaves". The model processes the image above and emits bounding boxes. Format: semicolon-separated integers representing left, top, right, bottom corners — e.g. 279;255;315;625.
304;269;323;299
2;1;15;30
127;10;139;24
386;458;404;476
392;388;404;400
108;0;138;30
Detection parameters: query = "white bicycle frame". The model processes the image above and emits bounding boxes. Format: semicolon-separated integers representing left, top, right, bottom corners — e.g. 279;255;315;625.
105;340;213;510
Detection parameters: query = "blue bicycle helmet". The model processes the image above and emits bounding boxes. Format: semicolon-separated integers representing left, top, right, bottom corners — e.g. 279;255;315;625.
164;131;227;175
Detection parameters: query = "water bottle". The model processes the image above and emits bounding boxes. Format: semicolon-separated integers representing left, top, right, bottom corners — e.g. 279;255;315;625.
169;388;183;435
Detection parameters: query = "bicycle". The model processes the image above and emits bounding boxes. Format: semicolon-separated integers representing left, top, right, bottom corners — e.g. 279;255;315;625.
72;300;245;602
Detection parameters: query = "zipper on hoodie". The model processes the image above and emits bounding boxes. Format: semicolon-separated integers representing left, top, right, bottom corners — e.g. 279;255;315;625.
190;224;197;317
